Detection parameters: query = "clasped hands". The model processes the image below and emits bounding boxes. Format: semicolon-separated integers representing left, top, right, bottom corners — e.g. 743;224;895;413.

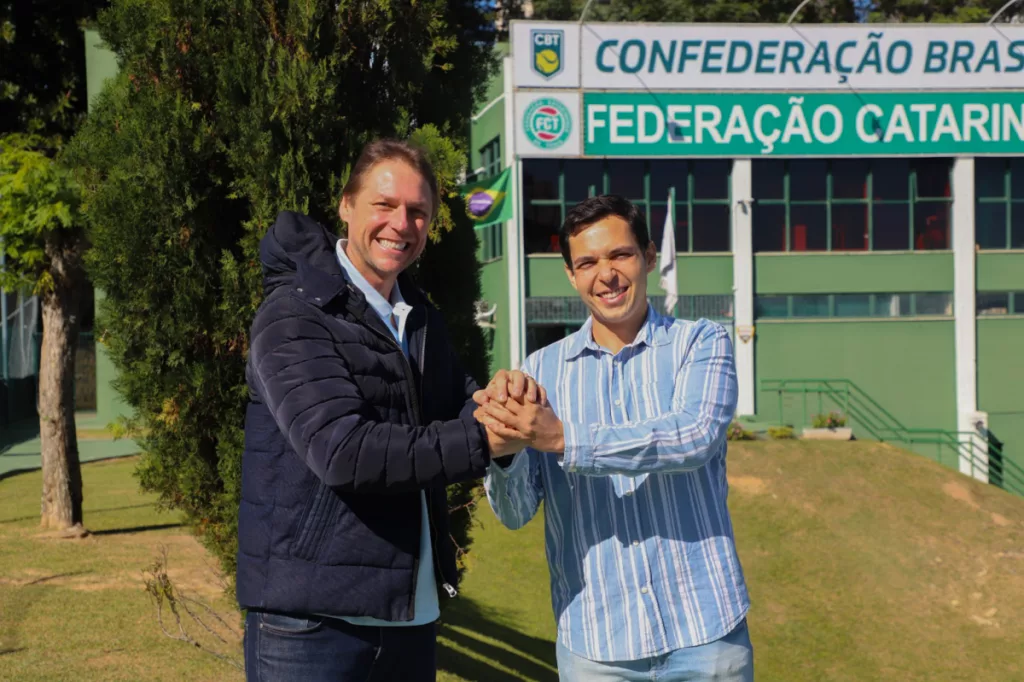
473;370;565;458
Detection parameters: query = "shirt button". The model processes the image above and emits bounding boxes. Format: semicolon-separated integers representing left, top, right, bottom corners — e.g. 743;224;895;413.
624;490;633;497
632;540;640;547
614;399;622;406
640;586;649;595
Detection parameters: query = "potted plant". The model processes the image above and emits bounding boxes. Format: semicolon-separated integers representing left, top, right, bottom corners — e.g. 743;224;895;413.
803;411;853;440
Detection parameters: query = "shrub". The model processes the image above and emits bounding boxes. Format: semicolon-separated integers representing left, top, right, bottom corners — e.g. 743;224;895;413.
727;421;755;441
767;425;796;440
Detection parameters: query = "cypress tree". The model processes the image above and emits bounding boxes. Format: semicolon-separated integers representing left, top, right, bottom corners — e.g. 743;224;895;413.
67;0;497;585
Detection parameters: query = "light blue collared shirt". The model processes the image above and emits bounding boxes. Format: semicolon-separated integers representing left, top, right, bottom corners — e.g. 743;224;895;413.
334;239;439;627
485;305;749;662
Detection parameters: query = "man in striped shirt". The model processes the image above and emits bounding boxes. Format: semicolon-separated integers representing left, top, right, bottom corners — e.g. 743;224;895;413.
474;195;753;681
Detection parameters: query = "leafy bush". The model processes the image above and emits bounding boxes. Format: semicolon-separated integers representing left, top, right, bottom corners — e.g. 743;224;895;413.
727;421;755;441
767;426;796;440
812;411;849;429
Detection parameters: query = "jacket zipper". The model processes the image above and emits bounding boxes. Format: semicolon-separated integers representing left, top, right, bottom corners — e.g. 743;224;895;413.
419;314;458;599
345;288;457;603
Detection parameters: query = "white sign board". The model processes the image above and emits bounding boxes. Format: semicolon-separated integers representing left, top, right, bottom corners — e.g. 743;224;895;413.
511;22;1024;91
514;91;582;157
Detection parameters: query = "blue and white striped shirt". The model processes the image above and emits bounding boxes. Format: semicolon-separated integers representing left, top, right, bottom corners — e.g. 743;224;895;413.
484;305;749;662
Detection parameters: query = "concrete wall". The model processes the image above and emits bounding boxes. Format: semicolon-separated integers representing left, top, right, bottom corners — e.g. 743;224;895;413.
83;28;132;428
469;43;508;176
755;252;953;294
976;250;1024;475
471;44;512;376
480;258;511;374
755;320;958;435
977;252;1024;291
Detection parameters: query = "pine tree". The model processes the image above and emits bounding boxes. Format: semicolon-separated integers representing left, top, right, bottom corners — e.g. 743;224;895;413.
67;0;497;584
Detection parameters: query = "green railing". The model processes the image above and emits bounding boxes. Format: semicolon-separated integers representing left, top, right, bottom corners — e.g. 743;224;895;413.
761;378;1024;498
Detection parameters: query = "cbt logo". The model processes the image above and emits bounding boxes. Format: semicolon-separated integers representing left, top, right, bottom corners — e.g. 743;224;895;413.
531;29;564;79
524;98;571;150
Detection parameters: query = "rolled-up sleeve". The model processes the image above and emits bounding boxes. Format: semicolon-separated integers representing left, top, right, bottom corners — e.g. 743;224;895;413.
484;448;544;530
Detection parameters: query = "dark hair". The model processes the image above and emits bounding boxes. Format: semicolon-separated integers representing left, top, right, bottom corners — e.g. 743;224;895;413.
559;194;651;269
341;138;439;219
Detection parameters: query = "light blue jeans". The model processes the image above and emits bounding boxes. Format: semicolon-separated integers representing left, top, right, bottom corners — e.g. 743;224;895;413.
556;619;754;682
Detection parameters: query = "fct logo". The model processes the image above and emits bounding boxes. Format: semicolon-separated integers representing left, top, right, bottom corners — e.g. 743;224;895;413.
524;98;571;150
531;29;564;79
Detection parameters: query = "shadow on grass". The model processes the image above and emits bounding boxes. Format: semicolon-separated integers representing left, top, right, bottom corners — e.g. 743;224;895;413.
0;579;50;659
437;597;557;682
25;571;92;586
90;523;183;536
0;502;155;525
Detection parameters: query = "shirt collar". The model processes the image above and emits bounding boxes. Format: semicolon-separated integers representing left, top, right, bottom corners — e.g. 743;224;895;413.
335;238;407;317
564;302;672;360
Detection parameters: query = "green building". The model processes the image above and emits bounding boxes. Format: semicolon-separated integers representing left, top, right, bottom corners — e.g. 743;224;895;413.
469;21;1024;488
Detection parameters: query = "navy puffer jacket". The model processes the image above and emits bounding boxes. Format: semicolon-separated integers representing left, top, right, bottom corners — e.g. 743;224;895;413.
236;210;491;622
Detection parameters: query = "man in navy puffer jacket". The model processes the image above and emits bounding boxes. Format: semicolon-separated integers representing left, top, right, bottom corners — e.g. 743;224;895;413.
238;139;528;681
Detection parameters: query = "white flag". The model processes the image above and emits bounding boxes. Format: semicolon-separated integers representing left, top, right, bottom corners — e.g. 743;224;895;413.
659;196;678;315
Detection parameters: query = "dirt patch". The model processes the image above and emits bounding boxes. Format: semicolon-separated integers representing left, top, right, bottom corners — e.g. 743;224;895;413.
942;482;980;510
991;513;1012;527
6;532;227;601
729;475;768;495
970;613;1000;628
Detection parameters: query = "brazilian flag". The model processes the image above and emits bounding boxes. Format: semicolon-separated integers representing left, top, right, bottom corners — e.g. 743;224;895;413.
458;167;512;228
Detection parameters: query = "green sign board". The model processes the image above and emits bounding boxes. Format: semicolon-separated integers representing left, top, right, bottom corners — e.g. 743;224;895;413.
584;91;1024;156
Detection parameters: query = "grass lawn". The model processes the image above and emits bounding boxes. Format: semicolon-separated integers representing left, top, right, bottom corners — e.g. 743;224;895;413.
2;442;1023;681
0;458;241;682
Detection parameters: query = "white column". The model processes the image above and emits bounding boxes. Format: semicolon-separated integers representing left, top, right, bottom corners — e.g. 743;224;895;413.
952;157;985;481
502;56;526;370
731;159;756;416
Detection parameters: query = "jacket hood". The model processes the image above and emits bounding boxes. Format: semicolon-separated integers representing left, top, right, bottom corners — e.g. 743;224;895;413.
259;211;342;297
258;210;426;305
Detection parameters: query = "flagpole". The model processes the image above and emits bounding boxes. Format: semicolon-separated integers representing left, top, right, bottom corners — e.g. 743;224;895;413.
669;186;676;316
659;187;679;317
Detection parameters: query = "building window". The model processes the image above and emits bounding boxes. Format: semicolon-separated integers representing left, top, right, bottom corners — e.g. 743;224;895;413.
476;222;503;263
478;136;502;179
526;324;580;355
752;158;952;252
755;292;953;319
977;291;1024;316
522;159;732;256
526;294;734;351
975;159;1024;250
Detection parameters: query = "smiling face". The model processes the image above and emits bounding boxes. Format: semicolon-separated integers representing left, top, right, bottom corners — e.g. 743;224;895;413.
339;158;433;297
564;215;657;337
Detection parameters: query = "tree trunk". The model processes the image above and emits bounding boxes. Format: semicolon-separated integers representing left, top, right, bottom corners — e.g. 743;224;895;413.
38;231;85;536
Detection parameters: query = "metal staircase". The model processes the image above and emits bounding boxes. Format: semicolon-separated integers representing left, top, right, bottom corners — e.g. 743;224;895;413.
761;378;1024;498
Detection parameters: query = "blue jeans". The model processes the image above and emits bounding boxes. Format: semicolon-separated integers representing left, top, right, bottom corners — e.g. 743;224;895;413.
244;610;436;682
556;619;754;682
